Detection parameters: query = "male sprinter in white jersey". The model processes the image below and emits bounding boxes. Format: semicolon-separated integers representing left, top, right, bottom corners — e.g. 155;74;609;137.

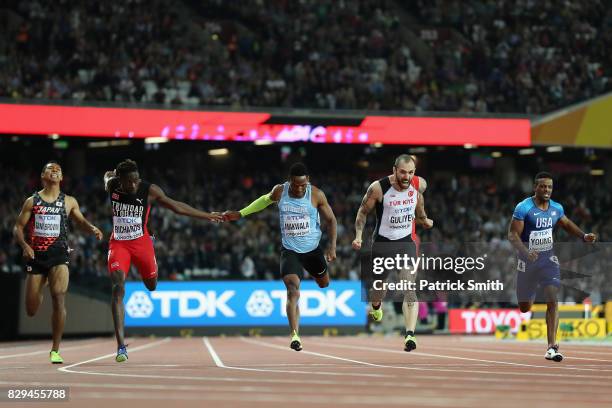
223;163;337;351
104;159;223;362
353;154;432;351
13;161;103;363
508;172;596;361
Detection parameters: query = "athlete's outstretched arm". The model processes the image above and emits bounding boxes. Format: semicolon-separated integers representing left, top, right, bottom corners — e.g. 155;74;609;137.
149;184;224;222
557;216;597;242
508;218;537;261
65;196;103;240
415;191;434;229
315;188;337;262
223;184;283;221
13;197;35;260
353;182;381;250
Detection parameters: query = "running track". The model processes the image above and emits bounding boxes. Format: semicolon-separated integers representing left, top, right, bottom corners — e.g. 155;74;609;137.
1;335;611;407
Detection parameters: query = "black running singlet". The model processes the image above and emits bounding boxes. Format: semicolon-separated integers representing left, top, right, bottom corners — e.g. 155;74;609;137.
26;191;69;253
109;181;151;241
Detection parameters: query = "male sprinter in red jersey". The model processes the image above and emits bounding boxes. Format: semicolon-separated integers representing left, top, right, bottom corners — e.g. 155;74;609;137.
14;161;103;363
353;154;432;351
508;172;596;361
223;163;337;351
104;159;223;362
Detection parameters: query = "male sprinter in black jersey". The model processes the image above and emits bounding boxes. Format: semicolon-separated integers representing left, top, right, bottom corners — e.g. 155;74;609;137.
353;154;432;351
13;161;103;363
104;159;223;362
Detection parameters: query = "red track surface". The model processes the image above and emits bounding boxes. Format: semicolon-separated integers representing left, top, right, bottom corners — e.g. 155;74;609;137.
1;335;611;407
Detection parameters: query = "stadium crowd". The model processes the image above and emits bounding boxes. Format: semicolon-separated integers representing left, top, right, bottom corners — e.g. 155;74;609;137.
1;0;610;113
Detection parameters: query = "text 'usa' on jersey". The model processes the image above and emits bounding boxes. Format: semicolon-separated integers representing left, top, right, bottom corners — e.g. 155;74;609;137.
109;181;151;241
27;191;69;252
513;197;564;257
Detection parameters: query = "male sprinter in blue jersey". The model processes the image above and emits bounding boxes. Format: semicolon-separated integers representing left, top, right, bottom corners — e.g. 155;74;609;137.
508;172;596;362
223;163;337;351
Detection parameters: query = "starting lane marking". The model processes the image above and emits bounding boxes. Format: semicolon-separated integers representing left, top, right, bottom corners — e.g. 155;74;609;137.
203;337;393;378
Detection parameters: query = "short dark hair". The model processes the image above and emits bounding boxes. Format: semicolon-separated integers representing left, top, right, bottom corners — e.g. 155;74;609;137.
289;162;308;177
534;172;553;183
394;154;416;167
42;160;61;173
117;159;139;177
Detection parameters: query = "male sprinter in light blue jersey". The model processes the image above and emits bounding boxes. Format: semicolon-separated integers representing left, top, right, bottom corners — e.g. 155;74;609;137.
508;172;596;362
223;163;337;351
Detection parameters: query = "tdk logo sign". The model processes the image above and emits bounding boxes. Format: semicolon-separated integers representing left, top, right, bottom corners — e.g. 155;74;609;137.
123;281;366;327
246;290;274;317
126;290;235;318
245;290;355;318
267;290;355;317
125;291;154;318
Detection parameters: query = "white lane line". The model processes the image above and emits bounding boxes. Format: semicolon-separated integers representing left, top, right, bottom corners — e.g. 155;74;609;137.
422;344;612;363
233;363;343;367
58;338;172;373
121;364;182;367
308;338;612;375
240;337;612;398
254;337;611;380
241;336;411;368
203;337;392;378
0;340;111;360
459;337;612;353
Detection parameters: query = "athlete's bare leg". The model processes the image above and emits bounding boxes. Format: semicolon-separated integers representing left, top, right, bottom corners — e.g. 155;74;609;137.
314;273;329;288
143;277;157;291
25;274;47;317
400;268;418;332
283;274;301;334
110;270;126;347
544;285;560;348
48;265;69;352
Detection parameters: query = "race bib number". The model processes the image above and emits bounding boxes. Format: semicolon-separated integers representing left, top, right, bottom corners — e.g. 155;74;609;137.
113;216;143;240
34;214;61;237
282;214;310;237
529;228;553;252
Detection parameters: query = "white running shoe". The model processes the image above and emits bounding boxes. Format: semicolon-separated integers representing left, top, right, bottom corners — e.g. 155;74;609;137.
545;346;563;362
